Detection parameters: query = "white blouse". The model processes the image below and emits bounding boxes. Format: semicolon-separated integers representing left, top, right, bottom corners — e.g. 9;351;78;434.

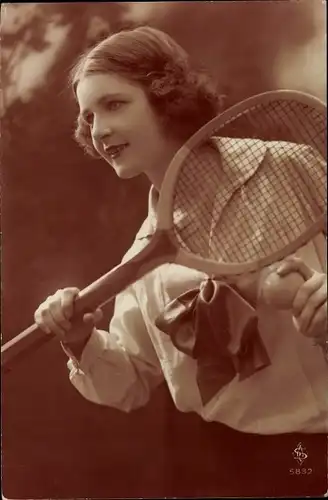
64;139;327;435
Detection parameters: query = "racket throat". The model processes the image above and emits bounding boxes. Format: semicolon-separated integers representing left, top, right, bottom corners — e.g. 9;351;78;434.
133;229;178;273
77;230;177;311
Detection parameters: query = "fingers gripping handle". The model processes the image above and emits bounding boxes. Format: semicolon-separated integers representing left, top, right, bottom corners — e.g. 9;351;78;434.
1;231;176;371
261;271;305;310
261;269;327;362
260;256;317;309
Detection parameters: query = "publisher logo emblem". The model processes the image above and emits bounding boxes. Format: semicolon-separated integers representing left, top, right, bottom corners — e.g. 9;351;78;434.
292;442;308;466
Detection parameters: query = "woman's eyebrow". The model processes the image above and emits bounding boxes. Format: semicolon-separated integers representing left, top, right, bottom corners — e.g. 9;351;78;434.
97;93;125;105
80;93;125;118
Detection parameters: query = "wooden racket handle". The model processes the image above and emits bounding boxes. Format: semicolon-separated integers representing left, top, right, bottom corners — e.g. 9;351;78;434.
0;294;114;372
1;323;54;372
1;292;99;371
2;231;176;371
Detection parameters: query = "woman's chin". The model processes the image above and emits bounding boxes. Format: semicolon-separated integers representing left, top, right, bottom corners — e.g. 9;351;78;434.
114;164;141;179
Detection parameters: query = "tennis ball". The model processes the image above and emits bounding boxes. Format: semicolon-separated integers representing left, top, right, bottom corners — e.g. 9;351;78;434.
261;271;304;310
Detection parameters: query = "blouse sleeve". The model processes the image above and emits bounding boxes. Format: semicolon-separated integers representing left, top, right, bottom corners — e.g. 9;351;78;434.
64;283;164;412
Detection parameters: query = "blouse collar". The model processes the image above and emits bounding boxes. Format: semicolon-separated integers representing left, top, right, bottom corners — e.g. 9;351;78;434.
135;137;266;241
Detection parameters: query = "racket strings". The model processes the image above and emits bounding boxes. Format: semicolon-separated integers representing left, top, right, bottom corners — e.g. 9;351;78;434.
213;159;314;262
226;101;325;147
172;99;326;264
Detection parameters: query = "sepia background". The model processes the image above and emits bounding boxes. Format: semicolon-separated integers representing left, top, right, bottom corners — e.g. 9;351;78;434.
1;2;326;498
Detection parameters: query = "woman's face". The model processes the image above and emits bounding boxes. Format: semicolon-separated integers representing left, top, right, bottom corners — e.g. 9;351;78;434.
76;72;182;185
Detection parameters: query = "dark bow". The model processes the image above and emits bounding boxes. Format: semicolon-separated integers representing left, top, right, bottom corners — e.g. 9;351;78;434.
155;279;271;405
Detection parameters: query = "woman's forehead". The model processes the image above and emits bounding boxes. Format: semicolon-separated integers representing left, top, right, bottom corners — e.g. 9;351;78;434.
76;73;141;108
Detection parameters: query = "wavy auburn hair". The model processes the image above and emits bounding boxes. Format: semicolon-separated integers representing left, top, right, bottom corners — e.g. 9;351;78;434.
70;26;220;157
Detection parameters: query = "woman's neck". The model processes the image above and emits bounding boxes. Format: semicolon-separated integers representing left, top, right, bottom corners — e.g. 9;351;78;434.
145;138;183;191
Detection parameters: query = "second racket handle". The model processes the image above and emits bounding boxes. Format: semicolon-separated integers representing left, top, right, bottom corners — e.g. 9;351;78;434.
260;271;304;310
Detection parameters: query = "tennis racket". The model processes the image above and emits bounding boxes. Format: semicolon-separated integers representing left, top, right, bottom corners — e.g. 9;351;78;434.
2;89;326;370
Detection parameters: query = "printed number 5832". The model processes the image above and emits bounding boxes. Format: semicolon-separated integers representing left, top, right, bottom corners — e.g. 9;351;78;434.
289;468;313;475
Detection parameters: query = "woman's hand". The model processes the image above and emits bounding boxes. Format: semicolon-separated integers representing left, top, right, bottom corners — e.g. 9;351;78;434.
34;287;103;346
233;264;281;307
275;257;327;340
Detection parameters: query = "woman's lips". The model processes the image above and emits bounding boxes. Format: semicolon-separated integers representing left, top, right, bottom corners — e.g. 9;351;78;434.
104;143;129;159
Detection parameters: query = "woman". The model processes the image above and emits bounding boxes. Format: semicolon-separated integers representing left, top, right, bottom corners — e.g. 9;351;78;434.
35;26;327;495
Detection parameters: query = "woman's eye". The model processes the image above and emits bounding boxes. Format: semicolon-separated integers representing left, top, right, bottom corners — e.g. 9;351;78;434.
105;101;124;111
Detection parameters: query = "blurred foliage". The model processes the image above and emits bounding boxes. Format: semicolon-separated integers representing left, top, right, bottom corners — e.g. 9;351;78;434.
1;2;148;340
1;1;324;112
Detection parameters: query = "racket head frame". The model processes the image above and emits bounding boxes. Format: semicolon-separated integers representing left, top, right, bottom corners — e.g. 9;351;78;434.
156;90;327;278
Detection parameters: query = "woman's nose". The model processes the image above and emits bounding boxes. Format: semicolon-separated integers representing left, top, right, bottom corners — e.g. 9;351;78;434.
92;116;113;143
